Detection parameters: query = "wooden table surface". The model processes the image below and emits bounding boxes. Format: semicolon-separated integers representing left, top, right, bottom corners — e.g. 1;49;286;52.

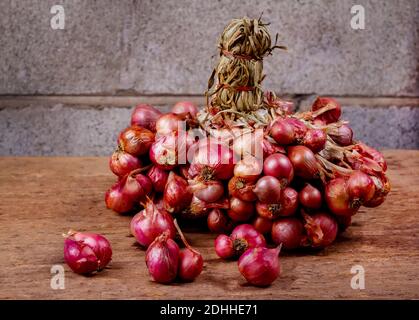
0;150;418;299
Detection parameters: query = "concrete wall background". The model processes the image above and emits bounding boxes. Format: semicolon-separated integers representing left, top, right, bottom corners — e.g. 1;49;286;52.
0;0;418;155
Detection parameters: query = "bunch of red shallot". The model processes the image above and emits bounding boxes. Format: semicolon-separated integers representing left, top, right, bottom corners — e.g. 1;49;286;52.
98;96;389;287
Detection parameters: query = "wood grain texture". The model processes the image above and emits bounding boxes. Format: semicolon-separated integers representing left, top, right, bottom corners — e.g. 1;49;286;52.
0;150;418;299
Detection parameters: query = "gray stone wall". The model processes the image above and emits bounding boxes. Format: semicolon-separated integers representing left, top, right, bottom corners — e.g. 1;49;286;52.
0;0;418;155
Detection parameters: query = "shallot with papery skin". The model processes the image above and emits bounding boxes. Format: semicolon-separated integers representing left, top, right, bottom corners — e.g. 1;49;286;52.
131;104;162;132
238;245;281;287
346;170;375;205
279;187;299;216
189;141;236;180
329;124;353;146
147;165;169;192
63;231;112;274
287;145;319;180
155;113;184;136
122;170;153;205
303;129;326;153
172;101;199;118
234;155;263;182
188;178;224;203
119;126;155;156
263;153;294;186
228;197;255;222
105;178;135;214
230;224;266;257
284;118;307;141
299;183;322;209
146;231;179;284
270;119;295;145
303;212;338;248
253;176;283;204
164;172;193;214
271;218;304;249
131;199;176;248
109;150;141;177
207;209;235;234
174;220;203;282
325;178;359;216
228;176;257;202
214;234;235;259
149;132;184;171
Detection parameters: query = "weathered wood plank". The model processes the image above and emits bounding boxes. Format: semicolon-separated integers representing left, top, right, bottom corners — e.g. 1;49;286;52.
0;150;418;299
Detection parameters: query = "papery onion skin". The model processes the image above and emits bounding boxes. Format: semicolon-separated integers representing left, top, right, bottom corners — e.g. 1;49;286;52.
131;201;176;248
271;218;304;249
119;126;155;156
303;129;326;153
214;234;234;259
270;119;295;145
287;145;319;180
263;153;294;186
147;165;169;192
178;248;204;282
299;183;322;209
253;176;283;204
238;246;281;287
164;172;193;214
234;155;263;182
312;97;342;124
109;150;141;177
325;178;359;216
155;113;184;136
131;104;162;132
64;238;99;274
146;232;179;284
172;101;199;118
71;232;112;270
207;209;235;234
190;141;236;180
228;197;255;222
105;179;135;214
64;231;112;274
228;176;257;202
304;212;338;248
